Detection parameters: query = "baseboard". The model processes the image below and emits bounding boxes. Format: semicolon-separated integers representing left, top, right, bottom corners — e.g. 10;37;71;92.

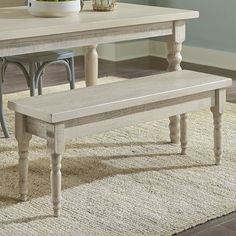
72;40;150;62
97;40;150;61
72;40;236;71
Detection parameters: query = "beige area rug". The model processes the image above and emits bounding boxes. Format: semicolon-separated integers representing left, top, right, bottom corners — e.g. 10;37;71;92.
0;77;236;236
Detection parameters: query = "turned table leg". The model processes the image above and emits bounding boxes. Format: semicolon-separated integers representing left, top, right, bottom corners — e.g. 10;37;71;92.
211;89;226;165
47;124;65;217
180;113;187;155
85;44;98;87
15;113;32;201
167;21;185;144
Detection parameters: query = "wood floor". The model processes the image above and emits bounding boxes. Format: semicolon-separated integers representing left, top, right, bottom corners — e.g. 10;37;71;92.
3;56;236;103
2;56;236;236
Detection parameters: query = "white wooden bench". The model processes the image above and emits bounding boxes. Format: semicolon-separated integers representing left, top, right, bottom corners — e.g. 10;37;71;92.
8;70;232;217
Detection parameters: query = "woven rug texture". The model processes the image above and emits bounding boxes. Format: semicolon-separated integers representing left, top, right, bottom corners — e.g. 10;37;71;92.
0;77;236;236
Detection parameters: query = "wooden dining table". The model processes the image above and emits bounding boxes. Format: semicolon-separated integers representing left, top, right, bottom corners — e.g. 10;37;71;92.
0;1;198;143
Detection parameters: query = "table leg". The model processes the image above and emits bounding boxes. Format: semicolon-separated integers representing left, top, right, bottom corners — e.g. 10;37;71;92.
166;21;186;144
85;44;98;87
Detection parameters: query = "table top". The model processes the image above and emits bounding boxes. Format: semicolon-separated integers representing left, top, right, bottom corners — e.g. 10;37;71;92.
0;1;198;41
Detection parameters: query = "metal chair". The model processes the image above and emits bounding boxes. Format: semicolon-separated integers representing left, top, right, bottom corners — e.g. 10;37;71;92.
0;50;75;138
0;1;76;138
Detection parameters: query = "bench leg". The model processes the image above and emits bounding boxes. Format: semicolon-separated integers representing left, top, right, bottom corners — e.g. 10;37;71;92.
180;113;187;155
15;113;32;201
85;44;98;87
211;89;226;165
50;153;62;217
169;116;180;144
212;111;222;165
47;124;65;217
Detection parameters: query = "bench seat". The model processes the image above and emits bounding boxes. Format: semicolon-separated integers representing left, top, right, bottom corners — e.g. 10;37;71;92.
8;70;231;123
8;70;232;217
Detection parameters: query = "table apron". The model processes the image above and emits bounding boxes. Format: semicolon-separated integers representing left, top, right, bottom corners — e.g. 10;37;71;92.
0;22;173;57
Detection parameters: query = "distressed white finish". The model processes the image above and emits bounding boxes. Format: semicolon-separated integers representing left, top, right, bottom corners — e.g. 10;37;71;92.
9;70;231;216
0;3;198;44
8;71;231;123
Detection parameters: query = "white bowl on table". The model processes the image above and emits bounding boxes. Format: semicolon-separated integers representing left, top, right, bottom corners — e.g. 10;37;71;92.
27;0;81;18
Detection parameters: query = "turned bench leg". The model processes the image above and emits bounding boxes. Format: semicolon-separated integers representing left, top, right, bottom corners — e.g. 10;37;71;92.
180;113;187;155
169;115;180;144
15;113;32;201
211;89;226;165
211;110;222;165
50;153;62;217
47;124;65;217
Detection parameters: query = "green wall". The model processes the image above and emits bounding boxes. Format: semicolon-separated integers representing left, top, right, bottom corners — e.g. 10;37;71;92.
149;0;236;53
120;0;150;5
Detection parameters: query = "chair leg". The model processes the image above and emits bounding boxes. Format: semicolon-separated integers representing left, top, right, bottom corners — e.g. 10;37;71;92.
38;75;43;95
0;65;10;138
29;62;36;96
36;62;43;95
67;57;75;90
0;94;10;138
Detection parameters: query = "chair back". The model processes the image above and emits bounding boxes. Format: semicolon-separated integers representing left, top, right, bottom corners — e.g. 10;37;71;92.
0;0;25;8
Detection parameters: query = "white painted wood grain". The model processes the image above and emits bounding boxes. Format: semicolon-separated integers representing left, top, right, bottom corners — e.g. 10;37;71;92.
0;2;198;42
8;70;232;123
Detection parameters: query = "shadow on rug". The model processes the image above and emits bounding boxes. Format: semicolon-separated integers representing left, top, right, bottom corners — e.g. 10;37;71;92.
0;79;236;236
